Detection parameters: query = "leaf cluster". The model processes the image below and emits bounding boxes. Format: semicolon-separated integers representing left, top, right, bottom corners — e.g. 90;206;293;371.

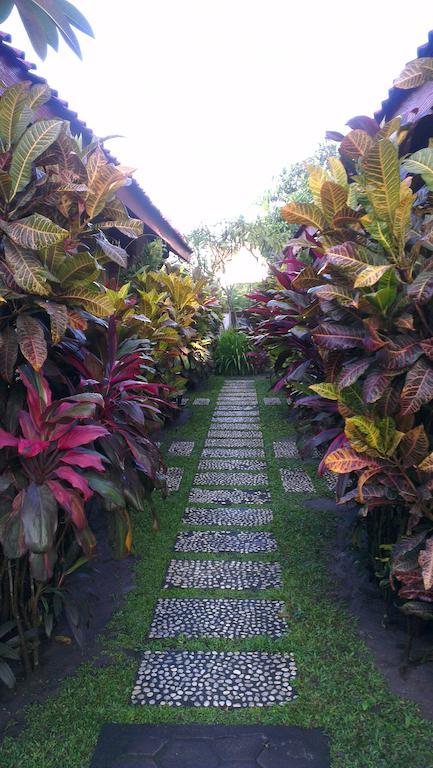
248;114;433;618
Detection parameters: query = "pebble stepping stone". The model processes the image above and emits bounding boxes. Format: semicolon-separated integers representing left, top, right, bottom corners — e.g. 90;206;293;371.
273;439;299;458
217;396;258;401
264;397;282;405
202;447;265;458
189;488;271;505
182;506;273;526
193;471;268;487
132;651;296;708
90;724;330;768
207;430;263;439
163;559;282;590
211;417;260;424
209;424;262;432
174;530;277;553
198;458;267;470
169;440;195;456
213;405;259;411
205;438;264;447
193;398;210;405
324;470;337;491
166;467;184;491
280;468;314;492
149;598;288;638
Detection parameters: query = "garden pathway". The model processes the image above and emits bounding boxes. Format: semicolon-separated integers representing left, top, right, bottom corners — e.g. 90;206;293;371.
91;379;329;767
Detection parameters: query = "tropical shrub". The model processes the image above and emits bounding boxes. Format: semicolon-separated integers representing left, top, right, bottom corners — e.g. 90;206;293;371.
108;265;221;395
248;111;433;628
214;330;252;376
0;81;180;685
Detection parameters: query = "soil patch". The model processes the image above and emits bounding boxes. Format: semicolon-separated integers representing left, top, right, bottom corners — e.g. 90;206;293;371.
306;496;433;720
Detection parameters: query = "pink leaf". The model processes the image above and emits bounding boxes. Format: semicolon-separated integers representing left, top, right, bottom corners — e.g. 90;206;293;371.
60;449;105;471
17;438;50;457
53;467;93;501
0;428;18;449
57;425;109;450
47;480;87;530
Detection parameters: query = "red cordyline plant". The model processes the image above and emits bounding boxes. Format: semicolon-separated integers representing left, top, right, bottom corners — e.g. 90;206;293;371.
59;316;170;541
0;365;109;676
248;112;433;628
0;365;108;576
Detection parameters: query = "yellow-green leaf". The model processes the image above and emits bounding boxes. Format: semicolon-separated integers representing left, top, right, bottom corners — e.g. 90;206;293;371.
394;57;433;89
402;148;433;190
345;415;381;456
309;382;339;400
340;130;373;159
16;314;47;370
0;82;29;149
85;162;129;219
281;202;327;231
58;288;114;317
97;216;143;237
4;238;51;296
0;214;68;250
320;181;347;223
363;139;400;224
53;252;100;286
307;166;328;208
9;119;63;200
328;157;348;188
354;264;392;288
36;300;68;343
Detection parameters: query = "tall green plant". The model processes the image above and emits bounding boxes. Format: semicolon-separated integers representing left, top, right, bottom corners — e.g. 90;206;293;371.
214;329;252;376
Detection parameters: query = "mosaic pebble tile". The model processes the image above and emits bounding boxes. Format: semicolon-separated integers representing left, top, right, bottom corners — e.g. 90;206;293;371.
211;417;260;424
324;470;337;491
280;468;314;493
193;471;268;487
217;396;258;401
205;438;264;448
193;398;210;405
182;506;273;526
169;440;195;456
174;530;278;553
132;651;296;707
218;392;258;397
215;400;257;410
149;598;287;639
163;559;282;590
273;439;299;458
264;397;282;405
202;447;265;458
189;488;271;505
166;467;184;492
198;458;267;471
214;405;259;412
213;405;259;419
207;430;263;440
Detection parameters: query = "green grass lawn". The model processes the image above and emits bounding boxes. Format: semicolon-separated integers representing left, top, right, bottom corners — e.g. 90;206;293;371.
0;375;431;768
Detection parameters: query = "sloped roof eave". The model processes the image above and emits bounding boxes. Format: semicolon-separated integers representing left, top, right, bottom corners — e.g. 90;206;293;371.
0;29;192;261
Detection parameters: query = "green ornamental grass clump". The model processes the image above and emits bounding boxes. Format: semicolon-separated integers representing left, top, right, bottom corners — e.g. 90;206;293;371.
214;329;252;375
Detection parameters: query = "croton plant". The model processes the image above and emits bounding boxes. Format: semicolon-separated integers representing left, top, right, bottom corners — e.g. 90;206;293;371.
247;84;433;627
0;81;220;687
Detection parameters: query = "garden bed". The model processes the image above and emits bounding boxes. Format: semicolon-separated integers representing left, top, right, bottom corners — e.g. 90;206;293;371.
0;401;195;739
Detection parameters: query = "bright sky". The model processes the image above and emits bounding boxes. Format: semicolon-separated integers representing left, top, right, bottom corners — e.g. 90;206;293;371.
4;1;433;247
